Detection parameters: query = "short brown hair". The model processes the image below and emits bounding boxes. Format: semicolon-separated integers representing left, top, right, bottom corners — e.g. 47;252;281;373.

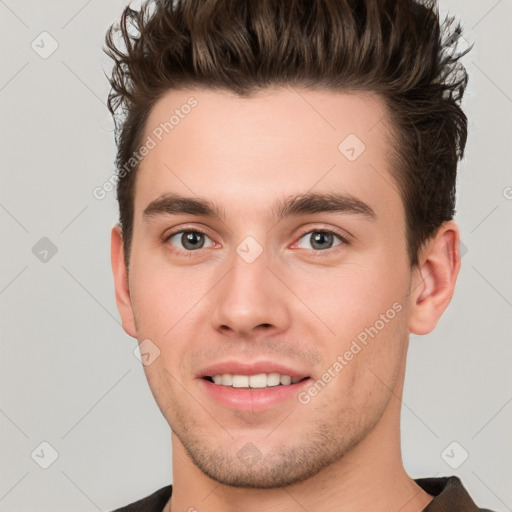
104;0;469;268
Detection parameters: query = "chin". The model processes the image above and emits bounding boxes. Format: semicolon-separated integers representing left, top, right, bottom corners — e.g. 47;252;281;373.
177;427;358;489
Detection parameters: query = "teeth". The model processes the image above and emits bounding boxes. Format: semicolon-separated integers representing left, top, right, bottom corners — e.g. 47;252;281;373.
221;374;233;386
232;375;249;388
248;373;267;388
267;373;281;386
209;373;304;388
280;375;291;385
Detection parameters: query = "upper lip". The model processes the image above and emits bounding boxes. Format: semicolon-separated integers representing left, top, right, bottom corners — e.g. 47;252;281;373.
198;361;310;379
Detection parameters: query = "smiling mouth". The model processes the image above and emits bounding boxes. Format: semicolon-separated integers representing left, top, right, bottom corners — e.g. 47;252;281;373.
203;373;310;389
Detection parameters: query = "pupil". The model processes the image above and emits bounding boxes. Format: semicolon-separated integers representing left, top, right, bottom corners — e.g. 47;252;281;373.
183;232;204;250
312;232;332;250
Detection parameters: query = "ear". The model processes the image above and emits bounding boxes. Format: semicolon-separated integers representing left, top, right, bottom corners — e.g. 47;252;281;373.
111;224;137;338
409;221;461;335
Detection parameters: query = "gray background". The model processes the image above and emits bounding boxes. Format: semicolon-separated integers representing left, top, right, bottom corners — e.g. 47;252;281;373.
1;0;511;510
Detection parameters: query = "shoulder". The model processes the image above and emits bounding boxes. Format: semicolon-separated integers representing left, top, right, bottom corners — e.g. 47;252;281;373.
110;484;173;512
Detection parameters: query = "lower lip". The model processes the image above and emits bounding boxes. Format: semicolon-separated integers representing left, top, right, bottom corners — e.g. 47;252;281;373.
198;378;312;412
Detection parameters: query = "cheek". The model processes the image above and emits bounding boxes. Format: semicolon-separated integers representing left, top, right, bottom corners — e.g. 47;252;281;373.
128;261;214;386
311;305;408;424
301;256;410;387
128;257;208;336
304;259;408;337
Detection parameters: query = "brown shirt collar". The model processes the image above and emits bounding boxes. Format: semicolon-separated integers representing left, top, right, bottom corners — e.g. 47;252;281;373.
112;475;496;511
416;476;495;512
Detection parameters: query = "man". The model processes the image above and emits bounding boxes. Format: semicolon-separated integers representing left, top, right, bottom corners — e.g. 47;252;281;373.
104;0;495;510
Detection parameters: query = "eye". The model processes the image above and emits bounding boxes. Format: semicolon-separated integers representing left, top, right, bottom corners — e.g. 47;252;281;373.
166;229;215;252
164;227;348;255
295;229;346;251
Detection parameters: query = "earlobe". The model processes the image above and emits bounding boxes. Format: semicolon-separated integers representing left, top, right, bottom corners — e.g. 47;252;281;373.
111;224;137;338
409;221;461;335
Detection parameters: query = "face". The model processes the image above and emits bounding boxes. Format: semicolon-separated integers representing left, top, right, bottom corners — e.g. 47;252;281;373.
116;87;416;488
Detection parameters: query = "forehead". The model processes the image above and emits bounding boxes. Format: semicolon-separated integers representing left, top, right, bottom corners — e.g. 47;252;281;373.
133;87;402;224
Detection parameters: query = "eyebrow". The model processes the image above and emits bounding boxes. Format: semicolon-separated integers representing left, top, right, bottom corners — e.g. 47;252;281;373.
142;191;376;223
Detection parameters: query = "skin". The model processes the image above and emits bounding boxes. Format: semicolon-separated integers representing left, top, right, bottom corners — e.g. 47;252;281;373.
111;87;461;512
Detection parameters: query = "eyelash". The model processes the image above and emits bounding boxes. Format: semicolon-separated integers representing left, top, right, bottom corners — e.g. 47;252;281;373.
163;226;349;257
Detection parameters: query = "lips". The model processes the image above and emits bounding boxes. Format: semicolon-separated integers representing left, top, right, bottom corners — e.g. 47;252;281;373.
198;373;312;411
196;360;312;411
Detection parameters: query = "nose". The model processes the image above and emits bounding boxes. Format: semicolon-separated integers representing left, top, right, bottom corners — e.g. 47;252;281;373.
209;246;291;339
